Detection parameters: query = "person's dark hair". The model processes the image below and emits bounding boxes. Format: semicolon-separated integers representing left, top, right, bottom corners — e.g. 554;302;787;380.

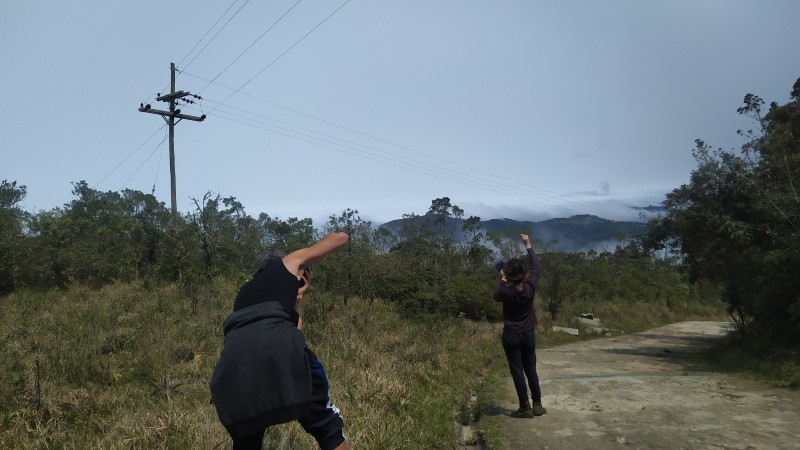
252;251;285;277
503;258;526;284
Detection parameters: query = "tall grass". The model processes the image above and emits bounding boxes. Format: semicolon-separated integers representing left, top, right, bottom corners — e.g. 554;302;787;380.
0;281;501;449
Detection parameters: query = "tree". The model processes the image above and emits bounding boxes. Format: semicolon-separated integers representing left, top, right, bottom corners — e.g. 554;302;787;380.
462;215;492;269
648;78;800;344
538;253;574;320
426;196;464;252
188;192;260;280
322;208;374;304
27;181;144;287
119;189;172;280
256;214;315;254
0;180;28;294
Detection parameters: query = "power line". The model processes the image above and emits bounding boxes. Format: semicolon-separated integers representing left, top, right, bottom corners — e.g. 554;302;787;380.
176;0;246;70
196;0;304;96
152;131;167;195
206;0;351;115
199;106;544;202
141;0;249;107
121;128;170;190
178;0;253;73
184;102;639;220
199;98;629;218
181;71;639;221
93;124;167;190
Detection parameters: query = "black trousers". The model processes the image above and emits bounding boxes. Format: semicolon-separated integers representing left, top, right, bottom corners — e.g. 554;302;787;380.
501;328;542;406
232;348;345;450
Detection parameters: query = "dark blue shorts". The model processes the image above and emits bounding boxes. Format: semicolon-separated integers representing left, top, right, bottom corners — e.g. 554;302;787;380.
299;348;346;450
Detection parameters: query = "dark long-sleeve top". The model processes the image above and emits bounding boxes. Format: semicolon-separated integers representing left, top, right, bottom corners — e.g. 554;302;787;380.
210;299;311;439
493;247;541;333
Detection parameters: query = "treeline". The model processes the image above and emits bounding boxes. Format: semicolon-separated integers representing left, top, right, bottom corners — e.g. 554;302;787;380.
0;182;717;321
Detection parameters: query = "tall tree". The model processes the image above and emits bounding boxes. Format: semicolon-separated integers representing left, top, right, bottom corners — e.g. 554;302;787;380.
188;192;260;280
648;78;800;344
323;208;374;304
0;180;28;293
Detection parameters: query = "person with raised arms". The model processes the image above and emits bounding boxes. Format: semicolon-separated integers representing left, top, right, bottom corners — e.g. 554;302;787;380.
494;233;547;418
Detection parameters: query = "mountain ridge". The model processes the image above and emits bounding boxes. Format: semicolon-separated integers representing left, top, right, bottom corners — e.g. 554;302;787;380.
379;214;648;253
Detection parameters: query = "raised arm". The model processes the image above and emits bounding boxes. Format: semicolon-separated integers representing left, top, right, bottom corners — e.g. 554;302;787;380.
521;234;541;286
282;232;349;277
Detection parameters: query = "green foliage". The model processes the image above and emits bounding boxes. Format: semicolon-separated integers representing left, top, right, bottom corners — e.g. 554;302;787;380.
538;252;574;320
187;192;261;280
0;180;28;294
19;182;168;288
647;78;800;346
320;209;376;303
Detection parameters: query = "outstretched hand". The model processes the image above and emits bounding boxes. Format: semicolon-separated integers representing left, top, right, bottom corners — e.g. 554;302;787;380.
520;233;531;249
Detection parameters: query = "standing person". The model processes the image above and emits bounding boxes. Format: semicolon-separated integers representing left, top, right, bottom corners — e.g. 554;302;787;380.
211;232;350;450
494;233;547;418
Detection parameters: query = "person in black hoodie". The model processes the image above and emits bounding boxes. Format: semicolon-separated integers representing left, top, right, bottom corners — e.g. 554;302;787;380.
494;233;547;418
211;232;350;450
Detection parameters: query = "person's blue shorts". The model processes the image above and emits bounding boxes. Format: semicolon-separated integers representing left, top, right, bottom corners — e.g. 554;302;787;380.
298;348;346;450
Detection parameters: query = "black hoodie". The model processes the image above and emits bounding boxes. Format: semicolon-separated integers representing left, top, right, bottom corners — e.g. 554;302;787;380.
210;301;312;439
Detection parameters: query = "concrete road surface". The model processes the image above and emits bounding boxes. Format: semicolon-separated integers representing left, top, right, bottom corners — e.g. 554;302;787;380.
493;322;800;450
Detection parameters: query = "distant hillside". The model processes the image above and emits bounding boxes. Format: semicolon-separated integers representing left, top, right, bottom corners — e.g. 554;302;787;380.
380;214;647;253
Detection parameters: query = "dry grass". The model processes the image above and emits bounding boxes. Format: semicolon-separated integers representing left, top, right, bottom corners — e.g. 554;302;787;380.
0;282;501;449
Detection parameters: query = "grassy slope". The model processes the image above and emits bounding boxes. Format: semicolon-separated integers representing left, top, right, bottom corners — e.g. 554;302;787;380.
0;281;502;449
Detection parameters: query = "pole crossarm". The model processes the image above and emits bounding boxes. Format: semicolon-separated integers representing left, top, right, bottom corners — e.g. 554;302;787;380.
138;106;206;122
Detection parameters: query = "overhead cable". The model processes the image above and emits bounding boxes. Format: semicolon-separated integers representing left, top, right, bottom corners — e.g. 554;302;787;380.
182;70;638;220
206;0;351;114
93;124;167;190
196;0;305;96
178;0;253;73
184;102;639;221
121;128;170;190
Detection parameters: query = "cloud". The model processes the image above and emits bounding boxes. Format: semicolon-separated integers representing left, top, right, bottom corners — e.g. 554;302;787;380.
567;181;611;197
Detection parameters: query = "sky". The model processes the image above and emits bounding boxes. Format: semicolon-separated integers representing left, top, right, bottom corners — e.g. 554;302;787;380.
2;0;799;226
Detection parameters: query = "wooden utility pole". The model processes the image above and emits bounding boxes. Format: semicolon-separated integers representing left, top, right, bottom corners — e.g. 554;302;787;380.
138;62;206;215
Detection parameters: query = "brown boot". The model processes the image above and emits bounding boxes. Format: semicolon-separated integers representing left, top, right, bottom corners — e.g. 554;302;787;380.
511;401;533;418
532;401;547;416
510;406;534;418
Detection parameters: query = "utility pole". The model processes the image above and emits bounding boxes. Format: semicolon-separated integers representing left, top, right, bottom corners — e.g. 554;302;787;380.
139;62;206;216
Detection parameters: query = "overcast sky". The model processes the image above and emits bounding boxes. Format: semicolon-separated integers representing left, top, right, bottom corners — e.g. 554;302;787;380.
2;1;798;225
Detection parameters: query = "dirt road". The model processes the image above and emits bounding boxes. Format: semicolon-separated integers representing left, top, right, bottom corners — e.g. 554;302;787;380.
493;322;800;450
